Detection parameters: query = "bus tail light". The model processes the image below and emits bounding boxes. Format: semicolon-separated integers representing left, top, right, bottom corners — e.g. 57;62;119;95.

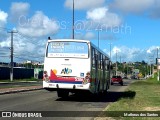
83;72;90;84
43;71;49;82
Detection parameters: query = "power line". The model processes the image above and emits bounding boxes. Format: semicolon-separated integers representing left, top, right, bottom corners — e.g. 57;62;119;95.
0;27;12;31
1;27;45;63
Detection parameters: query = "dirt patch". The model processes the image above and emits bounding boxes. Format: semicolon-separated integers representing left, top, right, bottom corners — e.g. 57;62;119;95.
94;117;116;120
144;107;160;111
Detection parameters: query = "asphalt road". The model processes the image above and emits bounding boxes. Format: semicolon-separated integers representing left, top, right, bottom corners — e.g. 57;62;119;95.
0;79;134;120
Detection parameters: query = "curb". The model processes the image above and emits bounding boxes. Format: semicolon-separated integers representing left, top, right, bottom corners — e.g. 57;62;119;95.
0;81;41;85
0;87;43;95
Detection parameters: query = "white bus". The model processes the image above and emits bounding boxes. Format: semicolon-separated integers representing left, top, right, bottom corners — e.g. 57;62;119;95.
43;39;111;98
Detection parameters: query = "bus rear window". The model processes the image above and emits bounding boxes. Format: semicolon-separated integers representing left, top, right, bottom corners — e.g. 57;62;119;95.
47;42;89;58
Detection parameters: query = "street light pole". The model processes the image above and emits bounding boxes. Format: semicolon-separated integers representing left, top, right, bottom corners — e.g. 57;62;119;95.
108;43;112;80
109;43;112;61
116;50;118;76
72;0;75;39
152;62;154;78
157;47;159;81
98;30;99;48
127;63;128;78
150;63;152;76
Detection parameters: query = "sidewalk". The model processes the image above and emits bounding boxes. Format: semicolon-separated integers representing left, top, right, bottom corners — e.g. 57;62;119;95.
0;82;43;95
0;80;41;84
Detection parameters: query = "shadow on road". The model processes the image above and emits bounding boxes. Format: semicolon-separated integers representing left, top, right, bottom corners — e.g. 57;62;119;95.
56;90;136;102
111;84;128;86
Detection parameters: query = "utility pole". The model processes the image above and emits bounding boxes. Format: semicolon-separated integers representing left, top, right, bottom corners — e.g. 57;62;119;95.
127;63;128;78
108;43;112;80
119;55;122;75
152;62;154;78
72;0;75;39
116;50;118;76
149;56;152;76
157;47;159;81
8;30;17;82
98;30;99;48
150;63;152;76
145;64;147;78
108;43;112;61
149;56;154;78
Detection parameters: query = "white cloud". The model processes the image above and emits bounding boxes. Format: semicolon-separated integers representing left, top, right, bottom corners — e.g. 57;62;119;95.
104;46;153;62
146;46;158;54
110;0;155;14
87;7;107;20
65;0;105;10
0;38;10;48
17;11;59;37
149;0;160;18
9;2;59;37
110;0;160;19
73;32;95;40
10;2;30;23
0;2;59;62
112;46;121;54
0;10;8;26
86;7;121;29
0;33;46;62
0;10;8;30
0;10;8;40
84;32;95;40
99;34;118;41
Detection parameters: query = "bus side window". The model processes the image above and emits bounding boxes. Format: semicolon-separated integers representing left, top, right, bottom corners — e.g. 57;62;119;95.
95;49;98;64
92;48;95;68
102;55;105;70
110;61;113;70
98;52;101;69
105;58;108;70
101;54;103;70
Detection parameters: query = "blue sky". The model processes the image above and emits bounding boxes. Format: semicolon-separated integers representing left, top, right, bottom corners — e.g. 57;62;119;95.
0;0;160;63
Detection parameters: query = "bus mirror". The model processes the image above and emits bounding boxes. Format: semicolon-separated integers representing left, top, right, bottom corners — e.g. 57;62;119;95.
48;37;51;40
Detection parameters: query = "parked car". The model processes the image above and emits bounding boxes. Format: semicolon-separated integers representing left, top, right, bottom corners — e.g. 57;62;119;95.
111;76;123;86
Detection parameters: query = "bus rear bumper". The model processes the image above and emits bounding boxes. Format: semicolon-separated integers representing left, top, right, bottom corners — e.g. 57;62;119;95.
43;81;90;90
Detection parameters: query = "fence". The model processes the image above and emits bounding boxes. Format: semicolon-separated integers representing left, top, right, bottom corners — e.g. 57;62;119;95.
0;67;43;80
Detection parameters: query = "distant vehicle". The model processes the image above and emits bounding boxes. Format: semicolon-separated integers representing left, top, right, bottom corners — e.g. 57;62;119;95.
43;39;111;98
111;76;123;86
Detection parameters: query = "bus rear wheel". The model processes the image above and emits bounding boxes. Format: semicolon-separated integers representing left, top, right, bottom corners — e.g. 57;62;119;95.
57;90;69;98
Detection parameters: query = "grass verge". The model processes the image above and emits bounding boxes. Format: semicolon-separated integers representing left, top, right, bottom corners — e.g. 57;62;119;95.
0;84;41;89
105;78;160;120
0;78;40;82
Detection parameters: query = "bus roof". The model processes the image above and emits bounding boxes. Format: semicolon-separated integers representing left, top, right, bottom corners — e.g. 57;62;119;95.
48;39;90;43
90;42;110;59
